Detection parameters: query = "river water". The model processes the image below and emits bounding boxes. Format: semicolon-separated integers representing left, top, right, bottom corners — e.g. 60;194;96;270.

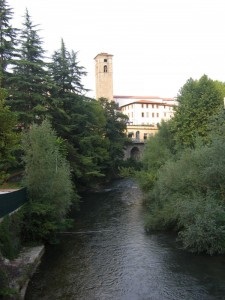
25;179;225;300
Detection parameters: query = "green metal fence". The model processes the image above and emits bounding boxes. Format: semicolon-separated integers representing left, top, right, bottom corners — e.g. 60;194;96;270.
0;188;28;218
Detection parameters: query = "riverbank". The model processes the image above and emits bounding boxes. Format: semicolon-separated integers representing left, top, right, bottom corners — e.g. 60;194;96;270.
1;246;44;300
25;178;225;300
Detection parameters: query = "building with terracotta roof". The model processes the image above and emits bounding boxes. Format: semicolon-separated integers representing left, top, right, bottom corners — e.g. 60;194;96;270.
95;53;177;142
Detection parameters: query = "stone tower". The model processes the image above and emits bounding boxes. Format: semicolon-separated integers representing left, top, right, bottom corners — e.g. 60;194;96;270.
94;53;113;101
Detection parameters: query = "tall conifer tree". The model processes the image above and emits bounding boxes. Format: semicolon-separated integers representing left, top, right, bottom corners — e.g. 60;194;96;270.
49;39;87;96
9;9;49;128
0;0;18;88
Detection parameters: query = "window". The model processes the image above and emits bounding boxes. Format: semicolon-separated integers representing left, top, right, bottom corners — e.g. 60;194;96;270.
157;105;159;108
164;112;166;117
136;131;140;140
146;104;148;108
141;104;144;108
104;65;107;72
144;133;147;140
152;113;154;117
157;113;159;117
128;132;134;138
142;112;144;117
104;59;107;62
146;112;149;117
152;104;154;108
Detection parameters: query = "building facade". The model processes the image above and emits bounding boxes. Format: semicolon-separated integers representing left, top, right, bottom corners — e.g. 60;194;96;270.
114;95;176;141
94;53;177;142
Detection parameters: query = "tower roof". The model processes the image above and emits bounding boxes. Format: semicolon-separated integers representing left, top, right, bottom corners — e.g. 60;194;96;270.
94;53;113;59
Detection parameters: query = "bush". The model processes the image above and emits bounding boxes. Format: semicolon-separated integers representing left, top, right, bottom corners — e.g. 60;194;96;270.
0;214;22;259
21;120;78;243
144;136;225;254
118;158;142;178
178;195;225;255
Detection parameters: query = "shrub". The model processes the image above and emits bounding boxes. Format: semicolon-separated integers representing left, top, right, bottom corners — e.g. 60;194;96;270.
21;120;78;243
178;195;225;255
144;136;225;254
0;213;22;259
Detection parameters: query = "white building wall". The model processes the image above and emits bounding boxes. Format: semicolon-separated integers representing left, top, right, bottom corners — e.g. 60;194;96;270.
121;101;175;126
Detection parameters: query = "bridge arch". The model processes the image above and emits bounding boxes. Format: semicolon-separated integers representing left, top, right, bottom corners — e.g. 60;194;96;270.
130;146;140;160
124;142;145;160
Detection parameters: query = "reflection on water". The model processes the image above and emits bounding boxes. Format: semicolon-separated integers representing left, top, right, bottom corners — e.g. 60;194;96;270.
25;179;225;300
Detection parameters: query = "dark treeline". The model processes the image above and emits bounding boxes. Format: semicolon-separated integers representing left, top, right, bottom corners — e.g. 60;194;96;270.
0;0;129;268
138;75;225;255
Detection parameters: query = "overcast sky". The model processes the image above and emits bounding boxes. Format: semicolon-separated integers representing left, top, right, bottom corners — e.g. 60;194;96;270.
9;0;225;98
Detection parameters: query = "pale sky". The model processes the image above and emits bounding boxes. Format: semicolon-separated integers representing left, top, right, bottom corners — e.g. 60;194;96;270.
8;0;225;98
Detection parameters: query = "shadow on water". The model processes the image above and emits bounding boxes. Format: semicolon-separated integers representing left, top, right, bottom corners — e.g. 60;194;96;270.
25;179;225;300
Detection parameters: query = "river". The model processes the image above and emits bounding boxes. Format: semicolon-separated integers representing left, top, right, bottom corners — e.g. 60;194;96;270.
25;179;225;300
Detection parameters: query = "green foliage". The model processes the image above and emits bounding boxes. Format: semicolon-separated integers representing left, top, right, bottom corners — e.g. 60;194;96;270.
0;213;22;259
177;195;225;255
0;264;11;298
119;158;143;178
21;202;59;242
145;136;225;254
140;75;225;254
172;75;224;148
0;268;8;293
137;120;175;193
98;98;128;174
143;121;174;171
8;9;49;128
0;0;18;88
21;120;78;242
0;89;19;184
49;39;87;95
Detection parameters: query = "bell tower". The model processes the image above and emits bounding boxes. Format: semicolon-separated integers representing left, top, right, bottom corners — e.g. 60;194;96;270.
94;53;113;101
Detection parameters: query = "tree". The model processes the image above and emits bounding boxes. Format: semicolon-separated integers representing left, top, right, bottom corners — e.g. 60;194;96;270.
48;39;88;147
99;98;128;174
171;75;224;148
21;120;77;242
137;120;175;192
49;39;87;96
0;88;19;183
0;0;18;88
144;135;225;254
48;41;110;189
8;9;49;128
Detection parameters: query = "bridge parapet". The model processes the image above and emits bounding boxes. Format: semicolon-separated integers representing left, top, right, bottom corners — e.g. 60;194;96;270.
130;138;147;144
124;142;146;160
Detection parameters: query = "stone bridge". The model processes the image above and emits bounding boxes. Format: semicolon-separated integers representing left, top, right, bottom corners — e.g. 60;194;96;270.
124;141;145;160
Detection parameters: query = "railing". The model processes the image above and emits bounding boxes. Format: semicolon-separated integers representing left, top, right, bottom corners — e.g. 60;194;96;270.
130;138;148;143
0;188;28;218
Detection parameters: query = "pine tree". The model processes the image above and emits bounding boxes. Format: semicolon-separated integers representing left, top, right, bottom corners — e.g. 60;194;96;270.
0;0;18;88
48;39;89;142
9;9;49;128
49;39;87;96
